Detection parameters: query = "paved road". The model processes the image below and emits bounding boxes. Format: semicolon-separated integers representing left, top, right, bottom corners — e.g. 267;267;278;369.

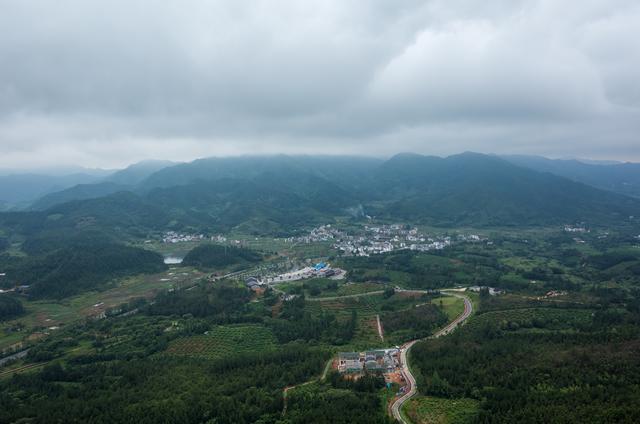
305;290;385;301
0;349;29;367
306;288;437;302
390;292;473;423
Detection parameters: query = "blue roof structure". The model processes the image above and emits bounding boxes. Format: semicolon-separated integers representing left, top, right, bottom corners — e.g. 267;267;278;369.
314;262;327;270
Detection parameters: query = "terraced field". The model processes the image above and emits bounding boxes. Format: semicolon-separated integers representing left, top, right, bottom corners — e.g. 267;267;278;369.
166;324;277;359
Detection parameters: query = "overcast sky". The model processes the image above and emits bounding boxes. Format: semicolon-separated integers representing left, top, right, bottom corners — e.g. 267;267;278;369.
1;0;639;169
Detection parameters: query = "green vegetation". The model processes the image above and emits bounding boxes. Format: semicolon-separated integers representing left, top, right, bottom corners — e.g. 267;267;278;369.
0;345;329;423
437;295;465;321
405;396;480;424
182;243;262;269
166;324;277;359
410;291;640;423
0;295;23;320
148;282;250;318
0;152;639;423
381;303;447;344
0;240;166;299
284;374;393;424
280;279;383;298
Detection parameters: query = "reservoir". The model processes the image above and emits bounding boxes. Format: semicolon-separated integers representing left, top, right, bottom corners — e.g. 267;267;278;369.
163;256;183;265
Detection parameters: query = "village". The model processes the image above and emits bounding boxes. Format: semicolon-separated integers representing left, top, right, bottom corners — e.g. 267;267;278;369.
287;223;487;256
160;224;489;258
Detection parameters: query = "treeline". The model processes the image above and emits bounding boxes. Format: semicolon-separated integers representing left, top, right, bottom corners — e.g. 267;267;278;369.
0;231;166;299
181;243;262;269
147;283;251;319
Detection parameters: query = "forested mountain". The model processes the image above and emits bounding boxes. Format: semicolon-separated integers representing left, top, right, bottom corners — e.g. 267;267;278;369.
372;152;640;226
137;155;382;191
28;160;177;210
6;153;640;239
30;182;130;210
502;155;640;198
105;160;177;186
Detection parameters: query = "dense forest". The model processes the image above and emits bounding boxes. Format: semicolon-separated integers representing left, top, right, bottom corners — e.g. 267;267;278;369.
0;295;24;320
0;346;329;424
282;374;393;424
410;291;640;423
182;243;262;269
382;303;447;342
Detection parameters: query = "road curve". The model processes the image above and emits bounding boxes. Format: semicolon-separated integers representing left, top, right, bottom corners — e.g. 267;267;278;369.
390;292;473;423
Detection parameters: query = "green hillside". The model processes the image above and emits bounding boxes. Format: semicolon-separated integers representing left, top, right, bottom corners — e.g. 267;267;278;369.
182;244;262;269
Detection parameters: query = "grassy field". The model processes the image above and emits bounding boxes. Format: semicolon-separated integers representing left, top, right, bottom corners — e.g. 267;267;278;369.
166;324;277;359
435;296;464;321
404;396;480;424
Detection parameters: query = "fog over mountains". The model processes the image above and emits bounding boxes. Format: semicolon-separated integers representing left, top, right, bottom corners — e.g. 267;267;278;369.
0;153;638;235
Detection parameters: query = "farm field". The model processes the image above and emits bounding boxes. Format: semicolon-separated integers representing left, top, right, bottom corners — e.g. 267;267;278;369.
166;324;277;359
0;267;204;352
404;396;480;424
280;279;384;299
305;292;442;348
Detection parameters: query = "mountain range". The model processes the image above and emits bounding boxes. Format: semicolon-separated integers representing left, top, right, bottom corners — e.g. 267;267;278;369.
501;155;640;198
0;153;638;239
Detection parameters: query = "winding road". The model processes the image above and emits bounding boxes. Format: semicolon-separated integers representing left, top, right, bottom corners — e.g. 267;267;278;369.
390;292;473;423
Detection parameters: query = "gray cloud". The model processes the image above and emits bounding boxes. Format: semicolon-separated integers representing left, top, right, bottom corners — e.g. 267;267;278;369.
0;0;639;168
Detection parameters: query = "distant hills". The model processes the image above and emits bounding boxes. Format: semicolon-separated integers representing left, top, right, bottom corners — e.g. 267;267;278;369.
502;155;640;198
373;152;640;226
29;160;177;210
1;153;638;238
0;173;105;210
105;160;178;186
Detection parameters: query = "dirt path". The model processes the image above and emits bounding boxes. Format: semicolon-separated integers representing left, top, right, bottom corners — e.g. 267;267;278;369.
376;314;384;341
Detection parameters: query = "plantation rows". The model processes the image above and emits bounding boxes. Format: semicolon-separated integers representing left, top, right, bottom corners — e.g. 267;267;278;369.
166;324;277;359
466;307;595;333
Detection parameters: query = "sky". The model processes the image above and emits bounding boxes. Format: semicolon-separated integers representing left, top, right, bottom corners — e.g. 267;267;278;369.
1;0;639;169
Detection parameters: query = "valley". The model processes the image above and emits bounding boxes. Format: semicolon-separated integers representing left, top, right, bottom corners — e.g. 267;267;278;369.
0;154;639;423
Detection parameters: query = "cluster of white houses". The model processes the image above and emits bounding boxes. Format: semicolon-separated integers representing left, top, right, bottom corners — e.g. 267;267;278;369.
245;262;342;290
338;349;399;374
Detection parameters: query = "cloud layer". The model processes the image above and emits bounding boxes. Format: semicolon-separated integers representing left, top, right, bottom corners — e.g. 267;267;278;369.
1;0;639;167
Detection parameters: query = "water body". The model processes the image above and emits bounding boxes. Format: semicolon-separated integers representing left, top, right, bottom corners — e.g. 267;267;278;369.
163;256;183;265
